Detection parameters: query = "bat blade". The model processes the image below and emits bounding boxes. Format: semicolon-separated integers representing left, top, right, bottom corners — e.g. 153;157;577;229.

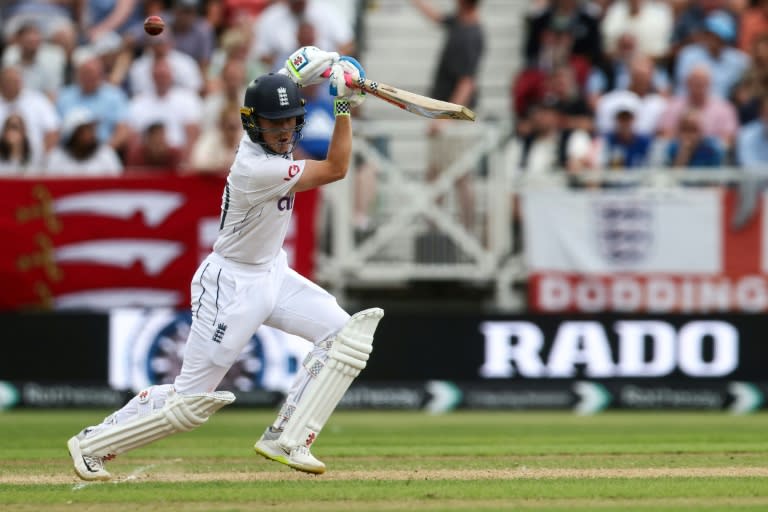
354;78;476;121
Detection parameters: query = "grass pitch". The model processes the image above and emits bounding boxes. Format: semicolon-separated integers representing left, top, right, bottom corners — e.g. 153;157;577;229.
1;409;767;511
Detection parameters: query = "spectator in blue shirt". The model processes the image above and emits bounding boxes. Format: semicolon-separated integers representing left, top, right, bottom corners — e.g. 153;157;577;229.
736;95;768;172
674;10;750;99
57;50;132;155
666;109;723;168
599;105;653;170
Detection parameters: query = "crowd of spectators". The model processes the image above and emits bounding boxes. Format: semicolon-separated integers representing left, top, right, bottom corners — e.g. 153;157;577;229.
0;0;357;177
510;0;768;180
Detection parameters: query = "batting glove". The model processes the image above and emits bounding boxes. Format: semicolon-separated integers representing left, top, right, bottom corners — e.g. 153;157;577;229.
283;46;340;87
329;56;366;108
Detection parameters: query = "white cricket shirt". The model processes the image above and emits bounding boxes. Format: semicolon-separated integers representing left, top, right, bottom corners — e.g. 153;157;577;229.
213;134;306;265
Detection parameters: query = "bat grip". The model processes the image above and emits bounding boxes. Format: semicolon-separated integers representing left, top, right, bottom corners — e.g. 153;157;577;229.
321;68;357;89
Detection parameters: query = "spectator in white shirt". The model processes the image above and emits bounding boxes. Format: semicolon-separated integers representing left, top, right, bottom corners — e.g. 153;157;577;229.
43;107;123;176
127;57;202;164
251;0;355;72
1;20;66;101
128;30;203;96
0;64;60;163
601;0;674;60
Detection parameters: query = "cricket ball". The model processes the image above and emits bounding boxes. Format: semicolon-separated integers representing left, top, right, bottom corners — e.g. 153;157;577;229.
144;16;165;36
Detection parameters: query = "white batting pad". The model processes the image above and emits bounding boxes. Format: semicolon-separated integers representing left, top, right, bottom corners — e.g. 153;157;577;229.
278;308;384;449
79;389;235;457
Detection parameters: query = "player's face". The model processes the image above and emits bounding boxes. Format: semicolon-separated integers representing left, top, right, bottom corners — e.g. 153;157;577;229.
258;117;298;154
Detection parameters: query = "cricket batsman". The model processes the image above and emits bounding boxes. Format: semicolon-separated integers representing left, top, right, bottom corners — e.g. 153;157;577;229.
67;46;383;480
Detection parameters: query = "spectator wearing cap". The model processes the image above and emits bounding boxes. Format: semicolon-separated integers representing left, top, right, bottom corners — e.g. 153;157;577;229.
0;65;60;162
168;0;216;75
674;10;749;99
668;0;736;58
251;0;356;72
658;64;739;151
665;109;724;168
598;100;653;170
43;107;123;176
1;21;66;101
127;58;202;165
594;55;668;137
128;29;203;96
736;95;768;171
57;50;132;156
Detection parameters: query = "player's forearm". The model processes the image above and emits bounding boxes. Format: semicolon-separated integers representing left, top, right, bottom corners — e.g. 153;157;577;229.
325;114;352;180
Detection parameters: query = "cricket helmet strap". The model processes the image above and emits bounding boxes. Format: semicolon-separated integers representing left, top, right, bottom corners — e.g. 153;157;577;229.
240;73;306;153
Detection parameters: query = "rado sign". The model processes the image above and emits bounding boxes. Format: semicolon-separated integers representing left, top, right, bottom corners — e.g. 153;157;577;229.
479;320;739;379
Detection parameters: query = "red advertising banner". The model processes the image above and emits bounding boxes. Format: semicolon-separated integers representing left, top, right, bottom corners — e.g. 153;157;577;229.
0;176;318;310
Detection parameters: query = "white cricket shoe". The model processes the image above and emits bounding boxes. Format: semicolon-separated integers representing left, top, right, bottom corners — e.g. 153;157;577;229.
254;428;326;474
67;433;112;481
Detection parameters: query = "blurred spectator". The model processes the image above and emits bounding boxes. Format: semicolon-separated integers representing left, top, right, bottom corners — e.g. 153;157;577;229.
0;65;60;163
1;2;74;42
601;0;673;60
586;32;671;107
595;56;668;136
1;20;66;101
738;0;768;53
0;113;41;174
516;100;595;177
512;20;591;118
127;58;202;164
124;122;184;173
598;100;653;169
516;63;592;136
658;64;739;150
48;18;79;86
202;56;246;131
122;0;166;53
207;22;263;89
524;0;603;67
669;0;737;60
57;51;132;155
128;30;204;96
167;0;216;74
731;33;768;124
81;0;144;43
89;31;134;89
294;82;334;161
251;0;355;72
736;95;768;170
411;0;485;231
189;102;242;173
674;9;749;98
43;107;123;176
665;108;724;167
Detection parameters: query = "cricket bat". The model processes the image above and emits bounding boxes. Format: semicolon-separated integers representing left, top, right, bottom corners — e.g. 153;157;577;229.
350;77;476;121
322;69;476;121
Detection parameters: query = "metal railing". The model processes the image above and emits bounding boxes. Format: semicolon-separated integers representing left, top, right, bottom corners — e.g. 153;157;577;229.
316;122;762;311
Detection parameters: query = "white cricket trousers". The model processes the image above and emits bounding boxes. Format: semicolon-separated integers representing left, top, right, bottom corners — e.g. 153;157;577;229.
173;250;350;393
